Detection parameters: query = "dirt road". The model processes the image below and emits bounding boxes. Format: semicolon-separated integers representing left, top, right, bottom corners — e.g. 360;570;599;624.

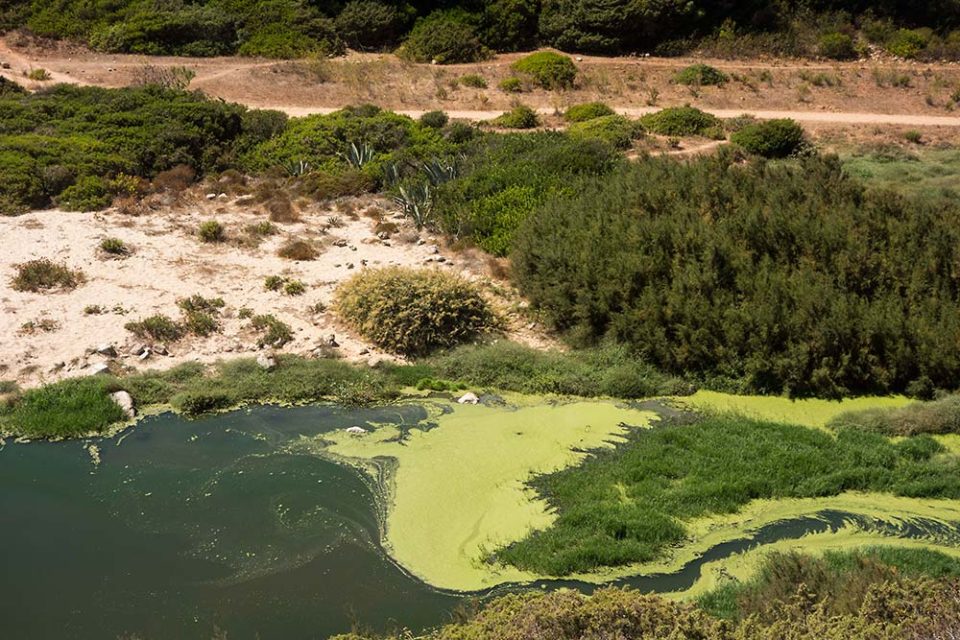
3;36;960;127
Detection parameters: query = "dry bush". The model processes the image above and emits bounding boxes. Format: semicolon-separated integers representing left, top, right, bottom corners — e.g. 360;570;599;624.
277;238;320;261
11;259;85;292
334;267;497;356
152;165;196;193
267;196;300;223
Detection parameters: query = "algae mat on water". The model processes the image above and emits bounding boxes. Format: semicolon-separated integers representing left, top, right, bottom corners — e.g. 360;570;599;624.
675;390;911;429
302;398;659;591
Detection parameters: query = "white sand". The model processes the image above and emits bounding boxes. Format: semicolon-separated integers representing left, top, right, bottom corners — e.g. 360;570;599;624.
1;192;545;388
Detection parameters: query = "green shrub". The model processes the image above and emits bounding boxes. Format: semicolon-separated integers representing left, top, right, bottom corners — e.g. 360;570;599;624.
498;76;523;92
56;176;112;211
335;267;496;356
283;280;306;296
731;119;805;158
11;259;85;292
887;28;931;58
419;110;449;129
99;237;130;256
492;104;540;129
435;132;618;255
400;11;487;64
87;6;238;56
673;63;728;86
479;0;539;51
0;376;125;438
238;21;344;58
250;314;293;347
198;220;225;243
335;0;413;50
819;32;857;60
124;314;185;342
564;101;615;122
568;115;643;149
640;106;722;137
265;275;286;291
177;295;224;336
459;74;487;88
511;152;960;396
510;51;577;90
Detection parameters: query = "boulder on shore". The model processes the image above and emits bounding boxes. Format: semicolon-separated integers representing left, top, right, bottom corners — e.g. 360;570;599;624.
110;391;136;419
457;392;480;405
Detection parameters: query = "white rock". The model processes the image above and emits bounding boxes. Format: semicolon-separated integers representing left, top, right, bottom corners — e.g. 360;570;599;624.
110;391;136;419
96;343;117;357
129;343;148;356
206;193;217;200
88;362;111;376
457;392;480;405
346;426;368;435
138;349;152;362
256;352;277;371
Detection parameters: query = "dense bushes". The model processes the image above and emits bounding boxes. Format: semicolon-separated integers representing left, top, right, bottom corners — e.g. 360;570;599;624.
0;84;271;212
639;106;722;137
9;0;960;60
334;267;496;356
499;414;959;573
333;578;960;640
0;376;125;438
563;102;615;122
512;152;960;396
510;51;577;89
568;114;643;149
731;118;806;158
491;104;540;129
435;132;620;255
242;105;448;180
399;11;487;63
674;63;728;86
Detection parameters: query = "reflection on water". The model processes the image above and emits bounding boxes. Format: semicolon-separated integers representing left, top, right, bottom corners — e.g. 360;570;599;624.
1;404;958;639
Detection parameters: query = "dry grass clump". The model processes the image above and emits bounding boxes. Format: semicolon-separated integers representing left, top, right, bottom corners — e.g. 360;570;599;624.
277;238;320;261
830;395;960;436
334;266;497;356
99;237;131;257
267;195;300;223
198;220;226;242
11;259;85;292
152;165;196;193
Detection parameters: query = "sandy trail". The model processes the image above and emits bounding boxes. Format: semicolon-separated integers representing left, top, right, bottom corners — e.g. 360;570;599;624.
3;36;960;127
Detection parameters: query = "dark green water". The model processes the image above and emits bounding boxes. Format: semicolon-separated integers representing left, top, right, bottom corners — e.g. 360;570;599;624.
4;404;957;639
0;405;461;640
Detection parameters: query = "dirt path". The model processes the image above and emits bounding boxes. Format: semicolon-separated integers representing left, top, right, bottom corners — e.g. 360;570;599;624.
4;36;960;128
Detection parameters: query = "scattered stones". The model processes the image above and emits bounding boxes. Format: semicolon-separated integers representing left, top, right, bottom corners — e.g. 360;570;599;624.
333;239;349;247
128;343;148;357
153;344;169;356
359;348;369;355
205;193;217;200
110;391;136;419
137;349;152;362
256;352;277;371
347;263;355;269
326;334;339;348
49;361;65;373
457;392;480;405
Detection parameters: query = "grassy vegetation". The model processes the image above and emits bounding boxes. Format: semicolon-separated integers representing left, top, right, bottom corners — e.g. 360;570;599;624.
512;151;960;397
842;146;960;201
334;267;496;356
673;63;728;86
490;105;540;129
11;259;85;292
568;115;643;150
498;415;960;574
563;102;615;122
830;394;960;436
0;376;125;439
639;106;723;137
333;576;960;640
699;548;960;621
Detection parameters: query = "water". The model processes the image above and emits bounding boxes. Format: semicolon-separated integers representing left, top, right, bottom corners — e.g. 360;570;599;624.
1;404;954;639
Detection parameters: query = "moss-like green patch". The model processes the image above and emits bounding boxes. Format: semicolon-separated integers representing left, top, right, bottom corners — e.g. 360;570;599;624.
299;398;658;590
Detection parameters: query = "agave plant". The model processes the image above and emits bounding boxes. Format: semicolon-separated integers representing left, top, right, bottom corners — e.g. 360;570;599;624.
382;161;402;187
282;159;312;177
342;141;375;168
393;183;433;230
422;157;460;186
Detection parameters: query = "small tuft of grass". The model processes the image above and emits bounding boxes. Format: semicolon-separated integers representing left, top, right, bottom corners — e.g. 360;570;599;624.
460;74;487;89
283;280;306;296
198;220;226;243
674;63;728;86
11;259;85;292
99;237;131;256
265;275;286;291
124;314;185;342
